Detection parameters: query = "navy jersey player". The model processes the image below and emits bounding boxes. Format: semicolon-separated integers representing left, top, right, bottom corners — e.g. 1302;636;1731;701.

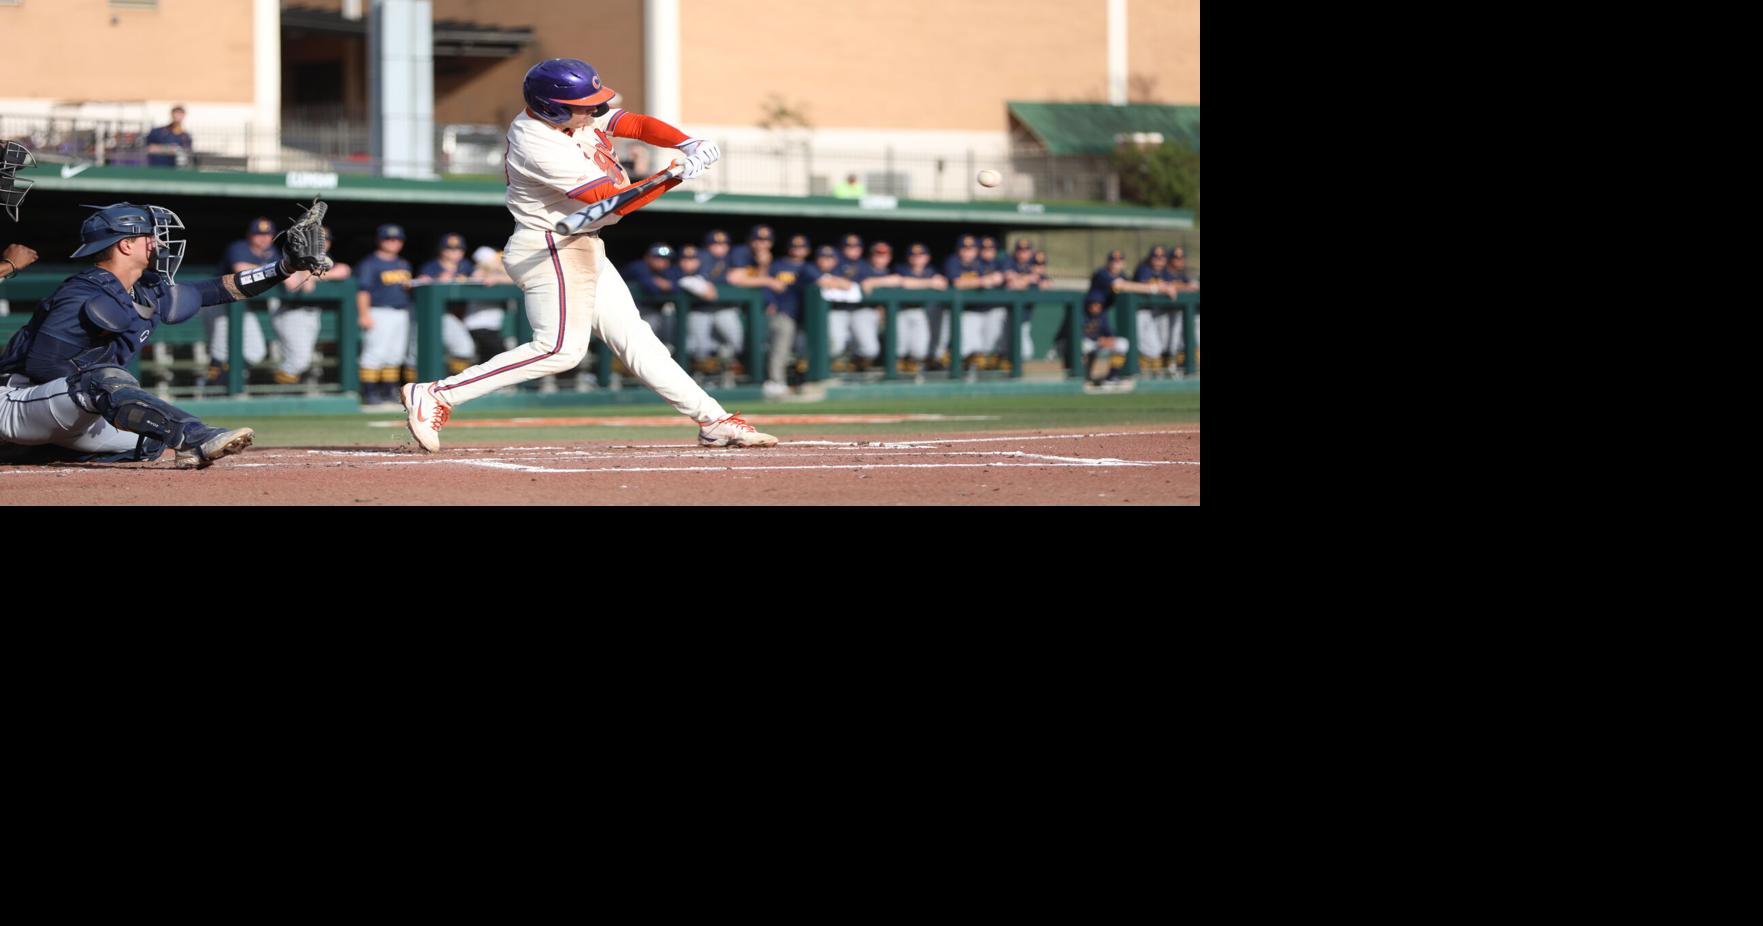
355;224;414;404
0;201;329;466
200;216;278;386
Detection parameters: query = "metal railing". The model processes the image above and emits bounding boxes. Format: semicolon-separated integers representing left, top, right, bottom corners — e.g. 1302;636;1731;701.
3;111;1122;201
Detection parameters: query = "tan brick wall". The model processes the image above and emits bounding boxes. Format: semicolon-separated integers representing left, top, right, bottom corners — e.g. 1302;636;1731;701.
677;0;1198;130
430;0;645;126
2;0;257;102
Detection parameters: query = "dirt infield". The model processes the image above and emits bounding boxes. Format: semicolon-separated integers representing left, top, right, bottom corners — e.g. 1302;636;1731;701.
2;428;1199;505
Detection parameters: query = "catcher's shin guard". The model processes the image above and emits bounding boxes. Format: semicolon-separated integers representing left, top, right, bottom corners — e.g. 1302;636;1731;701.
71;365;213;451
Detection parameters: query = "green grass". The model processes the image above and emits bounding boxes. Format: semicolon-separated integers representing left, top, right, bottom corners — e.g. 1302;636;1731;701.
202;392;1199;447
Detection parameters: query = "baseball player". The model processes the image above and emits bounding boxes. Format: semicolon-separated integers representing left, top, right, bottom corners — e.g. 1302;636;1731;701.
757;234;815;397
1167;246;1200;369
273;227;352;386
864;242;945;372
942;234;1003;370
975;235;1010;369
399;57;774;450
624;242;679;345
826;233;877;372
356;223;414;405
685;229;743;376
1132;244;1181;374
1073;249;1163;384
0;200;330;466
410;232;479;377
1003;238;1041;360
200;216;275;387
464;246;514;363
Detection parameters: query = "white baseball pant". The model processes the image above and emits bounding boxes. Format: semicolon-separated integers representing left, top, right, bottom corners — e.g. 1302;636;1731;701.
202;303;268;366
0;374;139;455
827;308;882;360
430;229;729;423
403;312;478;370
897;307;931;359
272;305;322;379
687;308;744;359
1137;309;1168;360
359;307;410;372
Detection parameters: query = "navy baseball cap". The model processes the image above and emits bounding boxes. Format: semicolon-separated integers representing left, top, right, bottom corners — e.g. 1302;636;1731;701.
679;244;700;259
646;243;673;258
908;243;929;256
1148;244;1168;259
842;233;863;249
248;217;276;236
788;234;810;250
957;235;978;249
704;229;730;246
377;224;406;240
815;244;837;258
1106;249;1125;262
749;224;774;242
980;236;998;249
440;232;466;251
1014;238;1034;251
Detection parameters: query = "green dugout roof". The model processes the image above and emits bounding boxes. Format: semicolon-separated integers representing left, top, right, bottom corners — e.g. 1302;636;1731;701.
33;165;1194;230
1008;102;1200;157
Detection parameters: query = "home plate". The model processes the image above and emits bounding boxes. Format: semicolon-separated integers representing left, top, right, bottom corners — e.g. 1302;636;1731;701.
367;414;1000;429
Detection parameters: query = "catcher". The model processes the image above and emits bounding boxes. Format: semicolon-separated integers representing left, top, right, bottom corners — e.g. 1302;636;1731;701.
0;198;333;467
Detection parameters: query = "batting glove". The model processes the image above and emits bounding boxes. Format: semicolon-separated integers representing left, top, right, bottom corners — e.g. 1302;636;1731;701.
678;138;720;166
680;151;715;181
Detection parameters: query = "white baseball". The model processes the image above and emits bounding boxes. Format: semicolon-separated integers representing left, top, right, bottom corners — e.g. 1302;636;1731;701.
977;169;1002;188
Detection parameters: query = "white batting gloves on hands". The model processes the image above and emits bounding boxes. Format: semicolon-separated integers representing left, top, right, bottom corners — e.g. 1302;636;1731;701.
681;151;715;180
678;138;721;166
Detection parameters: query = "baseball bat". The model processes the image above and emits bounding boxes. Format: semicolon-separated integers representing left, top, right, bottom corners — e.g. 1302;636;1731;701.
554;162;687;236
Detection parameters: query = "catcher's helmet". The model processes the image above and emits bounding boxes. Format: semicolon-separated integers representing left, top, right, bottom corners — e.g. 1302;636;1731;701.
71;202;186;280
1;140;35;222
523;58;616;125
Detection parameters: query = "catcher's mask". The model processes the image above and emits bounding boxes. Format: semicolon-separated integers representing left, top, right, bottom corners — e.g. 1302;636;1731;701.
1;140;35;222
148;205;186;281
70;202;186;281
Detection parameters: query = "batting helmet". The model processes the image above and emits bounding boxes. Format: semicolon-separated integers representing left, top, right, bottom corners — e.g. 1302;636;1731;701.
523;58;616;125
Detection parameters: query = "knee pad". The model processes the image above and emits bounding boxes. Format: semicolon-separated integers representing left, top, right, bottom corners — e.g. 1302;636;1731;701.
70;364;200;448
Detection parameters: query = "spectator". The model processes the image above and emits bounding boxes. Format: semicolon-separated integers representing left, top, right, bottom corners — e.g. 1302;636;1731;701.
941;233;1004;370
0;241;38;282
274;226;353;386
1003;238;1041;361
200;216;275;389
624;242;679;345
868;241;945;373
832;173;867;199
355;224;414;406
410;232;479;377
825;233;876;372
145;106;193;168
757;234;814;398
686;229;744;377
465;246;514;363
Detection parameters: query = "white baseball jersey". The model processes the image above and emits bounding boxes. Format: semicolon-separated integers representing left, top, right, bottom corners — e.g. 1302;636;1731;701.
504;109;633;235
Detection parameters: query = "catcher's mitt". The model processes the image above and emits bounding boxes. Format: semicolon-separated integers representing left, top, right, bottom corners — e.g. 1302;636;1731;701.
278;196;333;274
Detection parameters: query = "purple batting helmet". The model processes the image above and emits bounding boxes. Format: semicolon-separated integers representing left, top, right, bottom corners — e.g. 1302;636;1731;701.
523;58;617;125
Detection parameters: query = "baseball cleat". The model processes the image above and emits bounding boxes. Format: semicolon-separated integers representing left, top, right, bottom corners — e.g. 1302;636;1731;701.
402;382;450;452
178;427;255;469
699;413;777;448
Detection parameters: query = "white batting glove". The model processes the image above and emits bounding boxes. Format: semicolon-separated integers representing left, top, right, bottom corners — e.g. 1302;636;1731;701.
680;151;714;180
678;138;720;167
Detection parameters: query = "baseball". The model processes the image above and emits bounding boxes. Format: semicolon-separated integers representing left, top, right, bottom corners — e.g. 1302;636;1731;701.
976;169;1002;188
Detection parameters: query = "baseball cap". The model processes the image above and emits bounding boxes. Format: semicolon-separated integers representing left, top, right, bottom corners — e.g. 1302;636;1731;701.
1106;249;1125;262
646;242;674;258
788;234;810;250
1148;244;1168;259
980;236;998;249
1014;238;1034;251
377;223;406;241
248;217;275;236
957;234;978;249
908;243;929;256
815;244;838;258
679;244;700;259
440;233;466;251
704;229;731;246
842;233;863;249
748;224;774;243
